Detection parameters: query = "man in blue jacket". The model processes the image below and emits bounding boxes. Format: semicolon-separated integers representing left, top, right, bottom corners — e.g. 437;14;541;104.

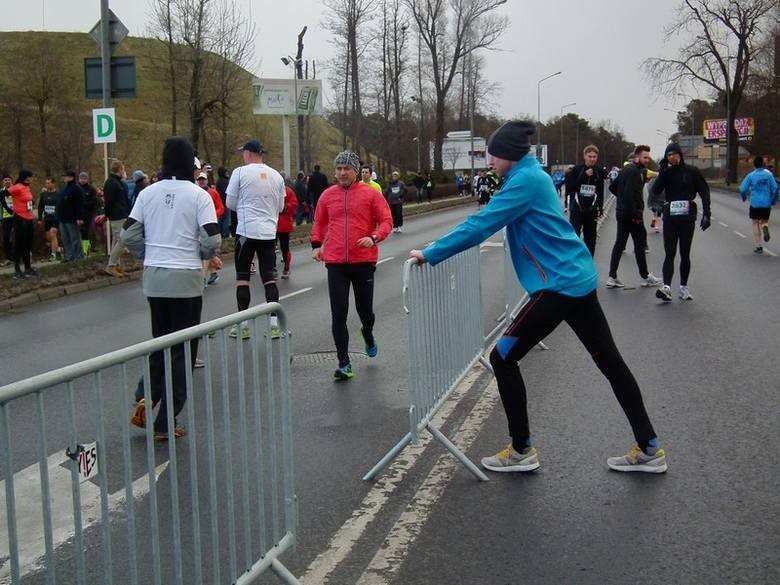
409;121;666;474
739;156;778;254
56;170;85;262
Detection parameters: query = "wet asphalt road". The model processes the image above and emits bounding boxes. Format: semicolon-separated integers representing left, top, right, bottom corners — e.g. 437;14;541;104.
1;191;778;584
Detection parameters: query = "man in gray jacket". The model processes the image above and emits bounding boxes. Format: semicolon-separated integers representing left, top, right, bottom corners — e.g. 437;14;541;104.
122;136;221;440
385;171;408;233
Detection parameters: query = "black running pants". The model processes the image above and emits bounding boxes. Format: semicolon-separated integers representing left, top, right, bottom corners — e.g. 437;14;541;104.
569;207;598;257
489;290;657;450
608;215;649;279
662;218;695;286
13;216;33;272
326;263;376;367
390;203;404;228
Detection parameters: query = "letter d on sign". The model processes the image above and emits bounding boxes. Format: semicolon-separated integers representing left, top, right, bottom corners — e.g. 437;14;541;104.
92;107;117;144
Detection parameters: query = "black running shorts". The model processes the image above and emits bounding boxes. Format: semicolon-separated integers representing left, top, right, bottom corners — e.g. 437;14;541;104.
234;236;277;283
749;206;770;221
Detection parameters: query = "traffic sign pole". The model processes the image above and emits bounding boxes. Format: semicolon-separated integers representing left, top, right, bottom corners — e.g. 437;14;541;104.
100;0;112;166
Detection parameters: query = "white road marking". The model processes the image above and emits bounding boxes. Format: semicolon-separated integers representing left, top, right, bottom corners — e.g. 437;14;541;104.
0;454;169;582
376;257;395;266
479;241;503;248
718;221;729;228
299;367;485;585
764;248;777;257
356;381;500;585
279;287;313;300
734;231;747;239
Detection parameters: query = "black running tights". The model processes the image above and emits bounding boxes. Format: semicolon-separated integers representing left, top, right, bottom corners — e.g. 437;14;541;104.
327;263;376;367
489;290;657;451
662;219;695;286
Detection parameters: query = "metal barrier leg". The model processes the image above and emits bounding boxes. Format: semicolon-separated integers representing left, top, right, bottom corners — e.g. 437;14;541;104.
270;558;301;585
537;341;549;350
425;423;489;482
362;432;413;481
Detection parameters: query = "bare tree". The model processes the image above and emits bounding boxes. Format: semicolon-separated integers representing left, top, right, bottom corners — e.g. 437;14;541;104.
405;0;508;172
149;0;180;134
644;0;778;182
323;0;378;155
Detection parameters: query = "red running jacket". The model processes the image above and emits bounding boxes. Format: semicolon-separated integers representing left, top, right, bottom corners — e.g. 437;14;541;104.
277;186;299;234
311;180;392;264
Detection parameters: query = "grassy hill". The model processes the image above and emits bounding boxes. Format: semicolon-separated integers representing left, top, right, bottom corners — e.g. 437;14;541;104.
0;31;347;180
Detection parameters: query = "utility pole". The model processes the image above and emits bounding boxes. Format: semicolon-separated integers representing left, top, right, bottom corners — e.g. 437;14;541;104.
100;0;112;179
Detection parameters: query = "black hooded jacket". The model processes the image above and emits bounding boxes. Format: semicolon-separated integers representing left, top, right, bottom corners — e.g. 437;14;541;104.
651;145;711;219
608;161;645;220
565;164;605;214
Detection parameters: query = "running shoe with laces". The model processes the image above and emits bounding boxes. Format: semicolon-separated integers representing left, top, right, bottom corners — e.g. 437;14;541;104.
334;364;354;381
754;246;764;254
762;224;770;242
229;322;251;340
194;358;205;368
481;443;540;472
607;444;667;473
605;276;625;288
361;327;378;358
640;273;662;287
679;285;694;301
656;284;672;302
266;325;282;339
206;272;219;285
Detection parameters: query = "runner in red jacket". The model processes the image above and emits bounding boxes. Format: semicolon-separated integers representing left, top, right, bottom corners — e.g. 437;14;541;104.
276;183;298;278
311;151;393;380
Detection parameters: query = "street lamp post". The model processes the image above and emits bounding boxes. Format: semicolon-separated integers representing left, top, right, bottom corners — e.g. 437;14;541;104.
281;55;301;177
559;101;576;164
410;96;423;172
536;71;561;165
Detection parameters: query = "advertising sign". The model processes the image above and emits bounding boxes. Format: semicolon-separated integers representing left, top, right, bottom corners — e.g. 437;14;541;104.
252;78;323;116
703;118;754;143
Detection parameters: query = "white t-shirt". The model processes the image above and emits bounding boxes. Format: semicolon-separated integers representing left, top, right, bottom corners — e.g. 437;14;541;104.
129;179;217;270
225;163;285;239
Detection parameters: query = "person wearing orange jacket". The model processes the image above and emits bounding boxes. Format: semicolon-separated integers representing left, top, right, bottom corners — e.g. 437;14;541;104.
8;170;37;279
311;151;393;380
276;177;298;279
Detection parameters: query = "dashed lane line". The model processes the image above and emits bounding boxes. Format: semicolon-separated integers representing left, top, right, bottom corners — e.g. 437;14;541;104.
733;231;747;238
764;248;778;257
355;380;500;585
279;287;313;301
376;257;395;266
718;221;729;228
299;367;485;585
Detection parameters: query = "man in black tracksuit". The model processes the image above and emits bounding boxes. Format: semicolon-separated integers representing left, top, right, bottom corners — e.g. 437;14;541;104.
650;142;711;302
565;145;604;256
606;145;661;288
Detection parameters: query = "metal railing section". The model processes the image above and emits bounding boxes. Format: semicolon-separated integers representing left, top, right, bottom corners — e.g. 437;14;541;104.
0;303;298;585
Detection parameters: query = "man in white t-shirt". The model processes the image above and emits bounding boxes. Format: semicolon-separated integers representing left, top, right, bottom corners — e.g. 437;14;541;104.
121;136;221;440
225;139;285;340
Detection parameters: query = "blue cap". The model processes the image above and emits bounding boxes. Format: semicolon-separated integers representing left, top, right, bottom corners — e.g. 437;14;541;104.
238;140;265;154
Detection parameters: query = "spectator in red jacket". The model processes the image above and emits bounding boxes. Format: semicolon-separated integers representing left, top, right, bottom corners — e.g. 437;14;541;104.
311;150;393;381
277;178;298;279
197;171;224;286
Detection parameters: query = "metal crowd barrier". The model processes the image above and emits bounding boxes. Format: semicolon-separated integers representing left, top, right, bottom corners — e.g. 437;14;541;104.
363;247;491;482
0;303;298;585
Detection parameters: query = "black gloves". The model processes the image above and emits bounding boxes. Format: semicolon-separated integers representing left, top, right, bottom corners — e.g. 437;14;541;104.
700;215;711;231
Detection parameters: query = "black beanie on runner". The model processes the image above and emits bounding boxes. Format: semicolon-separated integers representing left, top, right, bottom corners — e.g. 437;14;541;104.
664;142;683;158
487;121;536;161
160;136;196;182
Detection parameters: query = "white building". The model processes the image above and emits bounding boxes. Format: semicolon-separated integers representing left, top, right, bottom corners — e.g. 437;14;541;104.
430;130;487;173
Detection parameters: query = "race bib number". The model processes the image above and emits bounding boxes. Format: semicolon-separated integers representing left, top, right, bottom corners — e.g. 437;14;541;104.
391;186;400;194
26;201;33;212
44;205;55;215
669;200;690;216
578;184;596;198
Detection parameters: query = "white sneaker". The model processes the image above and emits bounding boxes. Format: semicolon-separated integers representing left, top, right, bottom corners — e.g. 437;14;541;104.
641;273;662;287
605;276;625;288
655;284;672;302
679;285;694;301
481;444;540;472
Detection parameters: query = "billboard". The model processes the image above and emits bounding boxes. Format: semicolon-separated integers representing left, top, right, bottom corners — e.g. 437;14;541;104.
703;118;754;143
251;78;322;116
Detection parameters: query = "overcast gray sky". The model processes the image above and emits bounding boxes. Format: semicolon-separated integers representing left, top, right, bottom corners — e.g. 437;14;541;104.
2;0;695;159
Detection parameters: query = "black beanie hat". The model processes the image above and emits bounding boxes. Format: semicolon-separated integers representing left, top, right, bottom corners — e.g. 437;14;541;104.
160;136;196;182
664;142;683;158
487;121;536;161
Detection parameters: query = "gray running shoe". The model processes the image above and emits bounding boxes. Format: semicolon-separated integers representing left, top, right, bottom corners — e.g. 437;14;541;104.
605;276;625;288
481;444;540;472
656;284;672;302
641;273;662;287
679;285;694;301
607;444;667;473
